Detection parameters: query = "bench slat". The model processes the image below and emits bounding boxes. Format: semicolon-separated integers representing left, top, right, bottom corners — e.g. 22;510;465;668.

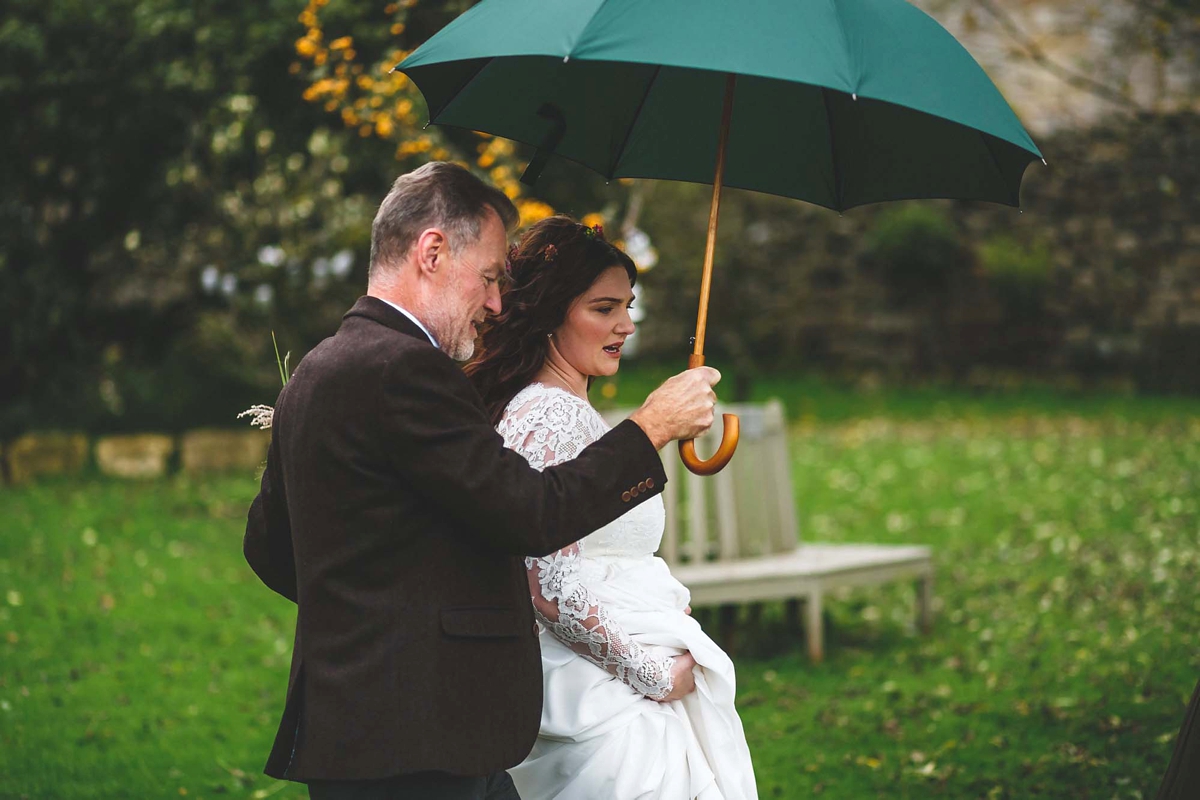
673;544;932;584
767;400;801;552
715;461;739;560
686;466;709;563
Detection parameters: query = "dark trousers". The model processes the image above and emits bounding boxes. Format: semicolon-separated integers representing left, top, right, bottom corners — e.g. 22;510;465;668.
307;770;521;800
1155;676;1200;800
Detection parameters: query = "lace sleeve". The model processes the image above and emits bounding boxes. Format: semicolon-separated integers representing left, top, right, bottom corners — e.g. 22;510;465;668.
526;543;673;699
502;389;675;700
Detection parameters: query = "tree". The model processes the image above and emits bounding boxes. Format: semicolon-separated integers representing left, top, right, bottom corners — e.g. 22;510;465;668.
0;0;560;436
0;0;384;433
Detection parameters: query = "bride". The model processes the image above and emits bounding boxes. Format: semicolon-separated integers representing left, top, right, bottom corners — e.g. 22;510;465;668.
465;216;757;800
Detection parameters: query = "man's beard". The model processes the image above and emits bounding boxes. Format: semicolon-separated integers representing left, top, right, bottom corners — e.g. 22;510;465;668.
426;305;477;362
446;336;476;362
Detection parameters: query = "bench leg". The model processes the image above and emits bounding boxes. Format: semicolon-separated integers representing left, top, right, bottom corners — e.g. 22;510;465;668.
719;604;739;656
785;598;802;632
917;572;933;634
805;590;824;663
747;602;763;629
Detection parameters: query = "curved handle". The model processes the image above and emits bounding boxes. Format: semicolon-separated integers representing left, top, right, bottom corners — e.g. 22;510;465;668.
679;413;740;476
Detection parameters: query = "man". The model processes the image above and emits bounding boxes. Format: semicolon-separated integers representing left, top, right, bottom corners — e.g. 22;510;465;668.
1154;676;1199;799
244;162;721;800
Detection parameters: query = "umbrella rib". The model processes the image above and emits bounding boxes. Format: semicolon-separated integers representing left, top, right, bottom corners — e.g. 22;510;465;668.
977;130;1018;207
820;88;844;212
566;0;615;62
825;0;860;96
606;65;663;181
428;57;493;122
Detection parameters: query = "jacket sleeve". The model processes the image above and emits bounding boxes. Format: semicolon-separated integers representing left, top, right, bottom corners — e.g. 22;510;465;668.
379;347;668;559
244;431;298;602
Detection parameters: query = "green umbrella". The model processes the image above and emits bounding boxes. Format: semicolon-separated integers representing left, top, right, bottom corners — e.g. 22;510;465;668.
398;0;1042;474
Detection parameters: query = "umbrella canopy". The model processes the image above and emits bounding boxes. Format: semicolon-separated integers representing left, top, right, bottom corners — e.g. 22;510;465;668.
398;0;1043;211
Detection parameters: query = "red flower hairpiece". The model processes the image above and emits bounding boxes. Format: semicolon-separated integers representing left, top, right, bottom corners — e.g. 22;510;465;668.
539;244;559;262
505;244;519;276
583;223;604;240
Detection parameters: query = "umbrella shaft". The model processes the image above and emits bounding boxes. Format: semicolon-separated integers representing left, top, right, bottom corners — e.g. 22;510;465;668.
693;74;737;358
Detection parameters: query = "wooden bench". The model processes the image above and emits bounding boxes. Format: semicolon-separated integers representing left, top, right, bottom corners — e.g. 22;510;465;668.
603;399;933;661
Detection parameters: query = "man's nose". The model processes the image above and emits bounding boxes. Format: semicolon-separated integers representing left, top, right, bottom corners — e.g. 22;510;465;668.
485;286;502;315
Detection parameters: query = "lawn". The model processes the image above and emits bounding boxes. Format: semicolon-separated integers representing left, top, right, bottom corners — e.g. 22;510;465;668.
1;379;1197;799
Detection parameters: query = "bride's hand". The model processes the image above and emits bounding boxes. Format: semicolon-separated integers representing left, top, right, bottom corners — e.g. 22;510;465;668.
656;653;697;702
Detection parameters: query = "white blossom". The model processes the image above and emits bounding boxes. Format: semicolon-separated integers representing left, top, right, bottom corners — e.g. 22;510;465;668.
238;404;274;430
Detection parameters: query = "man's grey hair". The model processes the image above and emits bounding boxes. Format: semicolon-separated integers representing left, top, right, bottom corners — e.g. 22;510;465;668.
369;161;519;279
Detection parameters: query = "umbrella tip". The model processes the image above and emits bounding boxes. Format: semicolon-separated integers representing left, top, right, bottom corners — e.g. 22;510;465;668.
423;122;430;130
1042;158;1048;166
563;55;570;63
852;93;857;101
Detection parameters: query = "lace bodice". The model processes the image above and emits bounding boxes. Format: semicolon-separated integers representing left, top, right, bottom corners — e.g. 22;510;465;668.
498;383;673;700
498;384;666;559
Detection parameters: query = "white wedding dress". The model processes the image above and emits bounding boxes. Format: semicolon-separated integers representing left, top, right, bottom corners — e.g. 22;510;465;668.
498;383;758;800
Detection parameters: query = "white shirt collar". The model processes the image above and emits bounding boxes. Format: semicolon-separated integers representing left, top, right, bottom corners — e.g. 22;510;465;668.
377;298;439;348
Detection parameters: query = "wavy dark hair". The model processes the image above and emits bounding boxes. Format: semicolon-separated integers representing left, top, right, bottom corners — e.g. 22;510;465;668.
465;215;637;426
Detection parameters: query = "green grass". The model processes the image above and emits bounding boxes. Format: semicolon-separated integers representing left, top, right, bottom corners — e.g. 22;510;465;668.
0;476;294;800
734;414;1199;798
1;383;1198;799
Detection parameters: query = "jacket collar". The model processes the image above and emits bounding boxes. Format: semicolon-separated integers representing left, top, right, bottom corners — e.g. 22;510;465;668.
342;296;436;346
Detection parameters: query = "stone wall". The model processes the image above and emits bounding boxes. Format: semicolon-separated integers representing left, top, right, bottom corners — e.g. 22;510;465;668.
180;429;271;474
835;111;1200;386
915;0;1198;134
4;432;90;484
94;434;176;480
1;429;269;486
972;111;1200;390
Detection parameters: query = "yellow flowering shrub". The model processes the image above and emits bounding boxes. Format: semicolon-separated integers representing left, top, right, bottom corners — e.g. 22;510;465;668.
294;0;551;220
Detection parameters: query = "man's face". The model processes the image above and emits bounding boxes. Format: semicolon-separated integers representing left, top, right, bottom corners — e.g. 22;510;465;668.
428;208;507;361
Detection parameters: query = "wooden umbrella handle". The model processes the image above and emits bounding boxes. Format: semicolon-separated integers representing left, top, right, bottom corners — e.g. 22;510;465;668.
678;354;740;475
679;75;740;476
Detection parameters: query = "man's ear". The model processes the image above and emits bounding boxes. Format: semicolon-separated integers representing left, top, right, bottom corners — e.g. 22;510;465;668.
413;228;448;277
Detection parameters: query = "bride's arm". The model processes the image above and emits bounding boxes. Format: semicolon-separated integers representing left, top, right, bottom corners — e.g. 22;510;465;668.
504;392;674;700
525;544;674;700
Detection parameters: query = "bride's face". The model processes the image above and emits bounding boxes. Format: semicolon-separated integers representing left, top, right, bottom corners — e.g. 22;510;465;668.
553;266;636;378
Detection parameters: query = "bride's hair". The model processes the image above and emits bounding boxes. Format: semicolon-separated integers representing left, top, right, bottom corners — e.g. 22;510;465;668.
465;215;637;426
